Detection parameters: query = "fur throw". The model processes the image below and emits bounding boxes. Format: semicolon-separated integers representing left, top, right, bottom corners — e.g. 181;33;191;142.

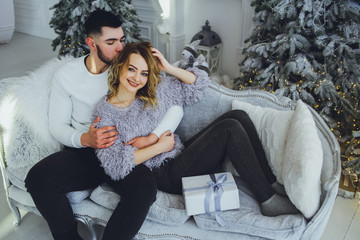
0;57;73;168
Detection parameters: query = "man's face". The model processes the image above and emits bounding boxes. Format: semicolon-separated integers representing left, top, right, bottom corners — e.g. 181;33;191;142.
94;26;125;64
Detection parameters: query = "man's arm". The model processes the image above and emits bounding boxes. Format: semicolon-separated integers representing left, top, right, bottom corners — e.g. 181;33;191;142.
49;74;83;148
49;74;117;148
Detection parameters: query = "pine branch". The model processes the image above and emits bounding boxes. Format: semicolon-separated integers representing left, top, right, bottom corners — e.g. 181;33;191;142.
239;0;360;175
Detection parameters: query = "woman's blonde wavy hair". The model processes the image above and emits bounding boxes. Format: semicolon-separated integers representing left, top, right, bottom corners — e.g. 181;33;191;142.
107;41;161;109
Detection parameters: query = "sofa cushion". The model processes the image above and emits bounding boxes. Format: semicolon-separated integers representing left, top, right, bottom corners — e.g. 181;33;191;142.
89;183;121;209
193;178;306;240
231;100;323;219
66;189;93;204
231;100;294;178
8;185;36;208
7;165;32;191
90;183;190;226
282;100;323;219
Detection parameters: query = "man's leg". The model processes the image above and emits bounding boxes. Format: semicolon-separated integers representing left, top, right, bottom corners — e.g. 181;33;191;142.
102;164;157;240
25;147;106;240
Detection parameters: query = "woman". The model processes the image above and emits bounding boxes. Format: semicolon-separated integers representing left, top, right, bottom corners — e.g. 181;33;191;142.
94;41;298;239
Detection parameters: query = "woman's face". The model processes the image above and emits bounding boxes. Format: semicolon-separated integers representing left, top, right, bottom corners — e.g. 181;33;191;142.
119;53;149;93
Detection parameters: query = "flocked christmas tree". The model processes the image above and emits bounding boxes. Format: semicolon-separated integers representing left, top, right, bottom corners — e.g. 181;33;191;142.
49;0;141;57
236;0;360;177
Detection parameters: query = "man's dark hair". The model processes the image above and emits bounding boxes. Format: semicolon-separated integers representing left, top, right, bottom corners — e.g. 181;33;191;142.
84;9;123;37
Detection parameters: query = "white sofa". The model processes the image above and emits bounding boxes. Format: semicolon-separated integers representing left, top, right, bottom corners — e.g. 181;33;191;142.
0;58;340;240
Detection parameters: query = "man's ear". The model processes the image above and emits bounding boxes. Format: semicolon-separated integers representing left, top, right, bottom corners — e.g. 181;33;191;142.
86;37;96;51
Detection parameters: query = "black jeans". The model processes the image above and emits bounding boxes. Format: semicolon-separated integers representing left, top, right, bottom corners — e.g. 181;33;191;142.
154;110;276;202
25;147;157;240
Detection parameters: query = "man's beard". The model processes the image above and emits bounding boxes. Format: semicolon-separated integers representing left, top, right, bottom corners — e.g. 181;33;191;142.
96;45;112;65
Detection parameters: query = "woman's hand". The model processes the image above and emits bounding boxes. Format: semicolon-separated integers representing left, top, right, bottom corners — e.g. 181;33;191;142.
133;130;175;165
152;48;196;84
152;48;172;72
156;130;175;153
126;133;159;149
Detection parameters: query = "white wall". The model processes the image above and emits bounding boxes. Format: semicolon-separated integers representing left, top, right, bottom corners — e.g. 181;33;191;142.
13;0;57;39
13;0;255;78
132;0;168;58
184;0;254;78
12;0;167;49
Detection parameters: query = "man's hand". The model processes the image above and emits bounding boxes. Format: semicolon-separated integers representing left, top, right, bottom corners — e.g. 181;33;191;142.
126;133;159;149
81;116;118;149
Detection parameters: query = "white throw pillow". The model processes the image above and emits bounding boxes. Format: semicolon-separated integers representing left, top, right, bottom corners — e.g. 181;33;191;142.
282;100;323;219
231;100;294;180
231;100;323;219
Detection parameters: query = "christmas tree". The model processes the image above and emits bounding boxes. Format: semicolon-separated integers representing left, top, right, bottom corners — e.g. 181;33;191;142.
236;0;360;176
49;0;141;57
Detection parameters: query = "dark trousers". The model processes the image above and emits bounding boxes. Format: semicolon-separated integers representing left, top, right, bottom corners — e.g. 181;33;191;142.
154;110;276;202
25;147;156;240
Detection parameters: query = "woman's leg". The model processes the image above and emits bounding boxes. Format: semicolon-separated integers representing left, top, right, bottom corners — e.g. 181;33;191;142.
25;147;106;240
155;117;274;202
155;116;299;216
102;164;157;240
184;110;276;184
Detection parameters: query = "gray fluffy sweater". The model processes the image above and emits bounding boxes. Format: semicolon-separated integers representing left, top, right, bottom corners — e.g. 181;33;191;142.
93;67;210;180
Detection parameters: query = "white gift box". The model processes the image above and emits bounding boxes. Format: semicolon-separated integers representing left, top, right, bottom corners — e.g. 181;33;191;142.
182;172;240;216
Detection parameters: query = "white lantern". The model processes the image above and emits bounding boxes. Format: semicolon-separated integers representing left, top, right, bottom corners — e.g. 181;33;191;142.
191;20;223;75
0;0;15;44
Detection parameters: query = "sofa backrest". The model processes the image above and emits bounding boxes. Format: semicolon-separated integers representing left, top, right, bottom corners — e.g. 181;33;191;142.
178;82;296;141
177;82;341;197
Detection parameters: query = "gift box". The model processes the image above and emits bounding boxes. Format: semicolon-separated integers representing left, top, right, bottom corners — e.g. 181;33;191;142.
182;172;240;217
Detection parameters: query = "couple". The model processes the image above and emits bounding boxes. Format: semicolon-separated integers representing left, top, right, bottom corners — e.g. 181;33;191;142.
25;10;298;240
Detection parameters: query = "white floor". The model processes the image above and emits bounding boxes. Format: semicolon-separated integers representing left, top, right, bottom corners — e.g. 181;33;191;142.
1;32;360;240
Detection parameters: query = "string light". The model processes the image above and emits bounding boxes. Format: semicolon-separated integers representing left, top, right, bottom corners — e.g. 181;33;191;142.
237;1;360;174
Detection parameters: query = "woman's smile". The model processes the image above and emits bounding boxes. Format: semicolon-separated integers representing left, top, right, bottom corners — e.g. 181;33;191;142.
119;53;149;93
127;79;140;88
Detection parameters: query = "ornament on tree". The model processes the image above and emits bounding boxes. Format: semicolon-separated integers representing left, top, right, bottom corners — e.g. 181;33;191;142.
49;0;141;57
236;0;360;176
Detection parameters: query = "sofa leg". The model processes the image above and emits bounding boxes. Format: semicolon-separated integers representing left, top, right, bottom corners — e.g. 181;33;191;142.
9;200;21;227
76;215;99;240
88;221;98;240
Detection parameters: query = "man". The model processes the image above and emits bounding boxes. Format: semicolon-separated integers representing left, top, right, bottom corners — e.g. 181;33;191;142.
25;10;182;240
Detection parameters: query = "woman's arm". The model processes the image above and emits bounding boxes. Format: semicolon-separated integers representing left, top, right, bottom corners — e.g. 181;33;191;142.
152;48;196;84
126;105;184;149
133;131;175;165
151;105;184;137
